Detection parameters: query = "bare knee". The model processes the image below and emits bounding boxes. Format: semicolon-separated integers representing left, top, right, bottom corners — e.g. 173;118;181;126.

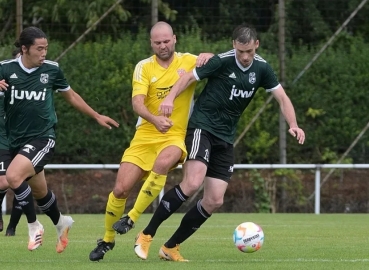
180;179;203;197
6;171;23;189
0;176;8;190
202;197;224;214
113;185;131;199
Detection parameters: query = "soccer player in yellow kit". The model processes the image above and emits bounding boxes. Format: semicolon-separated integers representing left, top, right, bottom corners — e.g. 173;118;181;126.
89;21;213;261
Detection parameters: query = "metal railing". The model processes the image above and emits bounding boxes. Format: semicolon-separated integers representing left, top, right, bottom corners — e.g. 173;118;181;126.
2;163;369;215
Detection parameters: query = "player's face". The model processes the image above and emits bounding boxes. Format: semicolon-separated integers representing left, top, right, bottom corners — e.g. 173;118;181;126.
233;40;259;68
23;38;48;68
151;32;176;61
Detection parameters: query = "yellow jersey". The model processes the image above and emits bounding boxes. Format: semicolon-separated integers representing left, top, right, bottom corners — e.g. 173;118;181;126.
132;52;197;137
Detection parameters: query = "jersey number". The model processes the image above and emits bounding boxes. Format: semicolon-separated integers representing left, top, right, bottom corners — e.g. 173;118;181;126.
0;162;5;172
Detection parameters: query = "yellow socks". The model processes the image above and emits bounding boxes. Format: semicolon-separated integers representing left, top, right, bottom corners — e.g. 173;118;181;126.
128;172;167;223
103;192;126;243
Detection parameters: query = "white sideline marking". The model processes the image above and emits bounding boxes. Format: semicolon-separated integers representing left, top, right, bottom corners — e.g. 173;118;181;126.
206;258;369;263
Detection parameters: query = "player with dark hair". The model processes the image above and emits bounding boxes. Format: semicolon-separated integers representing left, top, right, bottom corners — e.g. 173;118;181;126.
0;47;23;236
0;26;119;251
133;24;305;261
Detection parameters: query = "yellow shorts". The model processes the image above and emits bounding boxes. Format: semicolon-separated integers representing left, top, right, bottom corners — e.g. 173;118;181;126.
121;133;187;174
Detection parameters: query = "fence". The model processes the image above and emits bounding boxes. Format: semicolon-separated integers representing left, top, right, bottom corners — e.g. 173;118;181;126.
3;163;369;215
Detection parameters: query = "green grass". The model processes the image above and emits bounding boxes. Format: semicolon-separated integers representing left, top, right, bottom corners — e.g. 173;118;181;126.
1;214;369;270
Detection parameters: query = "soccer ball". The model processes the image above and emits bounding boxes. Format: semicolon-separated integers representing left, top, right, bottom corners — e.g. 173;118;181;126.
233;222;264;253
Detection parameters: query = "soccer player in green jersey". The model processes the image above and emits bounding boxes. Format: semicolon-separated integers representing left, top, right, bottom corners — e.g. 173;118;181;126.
0;48;24;236
0;26;119;251
133;24;305;261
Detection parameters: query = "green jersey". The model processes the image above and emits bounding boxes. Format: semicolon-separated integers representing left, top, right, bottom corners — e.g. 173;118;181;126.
0;57;70;149
189;49;280;144
0;95;8;150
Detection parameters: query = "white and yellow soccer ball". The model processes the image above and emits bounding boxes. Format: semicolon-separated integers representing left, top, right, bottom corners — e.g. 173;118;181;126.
233;222;264;253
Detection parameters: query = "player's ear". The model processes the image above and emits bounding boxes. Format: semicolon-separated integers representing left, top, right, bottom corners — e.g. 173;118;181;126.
173;35;177;44
255;40;260;49
232;40;236;48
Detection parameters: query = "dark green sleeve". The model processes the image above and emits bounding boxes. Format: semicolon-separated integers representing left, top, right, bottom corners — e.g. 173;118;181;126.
0;65;4;81
260;63;280;91
53;67;70;91
194;55;222;80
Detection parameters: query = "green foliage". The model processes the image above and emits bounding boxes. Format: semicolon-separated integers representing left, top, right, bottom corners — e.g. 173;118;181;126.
275;169;307;208
52;34;145;163
286;33;369;163
250;170;270;213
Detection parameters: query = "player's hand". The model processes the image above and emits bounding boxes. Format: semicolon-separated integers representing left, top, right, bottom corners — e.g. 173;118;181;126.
0;80;8;91
95;114;120;129
288;127;305;144
153;115;173;133
196;53;214;67
159;98;174;117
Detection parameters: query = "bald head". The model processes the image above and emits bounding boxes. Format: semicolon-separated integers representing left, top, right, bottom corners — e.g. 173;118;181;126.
150;21;173;37
150;21;176;62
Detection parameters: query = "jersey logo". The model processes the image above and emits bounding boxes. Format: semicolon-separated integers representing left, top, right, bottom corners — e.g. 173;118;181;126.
229;85;254;100
151;77;157;83
204;149;209;162
40;73;49;84
228;166;234;172
22;144;36;153
10;73;18;79
229;72;237;79
249;72;256;84
177;69;186;77
9;86;47;104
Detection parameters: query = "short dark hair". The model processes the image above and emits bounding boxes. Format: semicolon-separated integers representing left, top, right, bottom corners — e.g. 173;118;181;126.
12;48;21;58
13;26;47;51
232;24;258;44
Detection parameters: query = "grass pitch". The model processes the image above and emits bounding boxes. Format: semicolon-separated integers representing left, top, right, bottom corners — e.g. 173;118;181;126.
0;213;368;270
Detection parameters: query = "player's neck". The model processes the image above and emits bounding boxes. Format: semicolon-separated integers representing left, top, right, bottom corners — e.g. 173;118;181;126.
156;55;174;69
20;56;37;69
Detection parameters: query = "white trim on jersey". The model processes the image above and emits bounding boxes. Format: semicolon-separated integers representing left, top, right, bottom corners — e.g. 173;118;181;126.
135;116;143;129
44;60;59;67
55;86;71;92
31;139;55;167
0;59;17;65
189;128;202;159
265;83;281;92
254;54;266;63
134;57;153;82
218;49;235;58
193;68;201;81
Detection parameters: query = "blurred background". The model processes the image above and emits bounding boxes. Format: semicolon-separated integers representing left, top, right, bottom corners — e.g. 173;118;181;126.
1;0;369;214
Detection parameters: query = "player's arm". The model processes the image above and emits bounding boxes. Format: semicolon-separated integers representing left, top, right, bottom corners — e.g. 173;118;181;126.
132;94;173;133
59;88;119;129
159;71;197;117
0;66;8;92
196;53;214;67
0;80;8;91
272;86;305;144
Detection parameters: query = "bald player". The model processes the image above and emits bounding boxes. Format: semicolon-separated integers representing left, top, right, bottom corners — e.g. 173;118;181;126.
89;21;213;262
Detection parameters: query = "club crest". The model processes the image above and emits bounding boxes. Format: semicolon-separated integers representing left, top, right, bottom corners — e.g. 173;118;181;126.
249;72;256;84
40;73;49;84
177;69;186;77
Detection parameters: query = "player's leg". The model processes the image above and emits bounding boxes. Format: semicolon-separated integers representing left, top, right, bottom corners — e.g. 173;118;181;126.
0;176;7;232
159;177;228;261
5;194;22;236
159;136;233;261
134;129;210;260
0;149;12;233
89;161;145;261
6;153;42;250
28;170;74;253
8;138;57;250
115;142;183;234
